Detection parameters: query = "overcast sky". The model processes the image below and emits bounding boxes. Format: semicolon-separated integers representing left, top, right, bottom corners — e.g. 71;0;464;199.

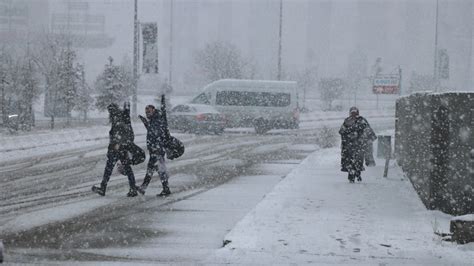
47;0;474;94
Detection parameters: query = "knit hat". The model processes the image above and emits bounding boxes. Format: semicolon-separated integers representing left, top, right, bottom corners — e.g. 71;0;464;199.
349;106;359;115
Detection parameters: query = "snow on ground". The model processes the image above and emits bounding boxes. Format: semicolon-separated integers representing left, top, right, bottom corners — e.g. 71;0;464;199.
0;96;192;161
0;109;392;163
1;107;471;264
1;198;115;234
207;148;474;265
72;174;288;264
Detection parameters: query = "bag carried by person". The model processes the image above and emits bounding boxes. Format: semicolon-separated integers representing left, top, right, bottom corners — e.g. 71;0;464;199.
129;142;146;165
165;135;185;160
158;94;184;160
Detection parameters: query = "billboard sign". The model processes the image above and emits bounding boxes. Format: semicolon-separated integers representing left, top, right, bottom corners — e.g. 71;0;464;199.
372;75;400;94
0;1;28;32
438;48;449;80
141;22;158;74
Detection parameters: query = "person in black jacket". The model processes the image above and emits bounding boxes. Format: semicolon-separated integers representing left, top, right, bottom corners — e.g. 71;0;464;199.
92;102;138;197
339;106;374;183
137;95;172;196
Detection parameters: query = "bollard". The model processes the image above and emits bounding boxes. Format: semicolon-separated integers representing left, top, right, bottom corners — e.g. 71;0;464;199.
377;136;392;177
471;149;474;179
0;239;3;263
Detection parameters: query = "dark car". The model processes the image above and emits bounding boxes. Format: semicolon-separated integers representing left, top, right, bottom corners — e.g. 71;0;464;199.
168;103;226;134
0;114;19;132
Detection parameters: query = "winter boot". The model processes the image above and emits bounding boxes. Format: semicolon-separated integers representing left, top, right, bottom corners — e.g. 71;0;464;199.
138;175;152;195
348;173;355;183
92;184;106;196
136;185;146;195
127;187;138;197
158;181;171;197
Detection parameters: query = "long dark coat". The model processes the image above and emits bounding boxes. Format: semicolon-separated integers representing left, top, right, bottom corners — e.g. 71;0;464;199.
339;115;371;173
146;109;169;154
141;96;171;156
107;105;135;161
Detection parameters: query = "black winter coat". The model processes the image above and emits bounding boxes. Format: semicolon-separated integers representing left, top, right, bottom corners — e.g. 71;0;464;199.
339;115;372;173
108;107;134;151
143;102;170;155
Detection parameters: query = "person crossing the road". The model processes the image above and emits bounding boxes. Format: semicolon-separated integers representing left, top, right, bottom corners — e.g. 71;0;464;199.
137;95;172;197
92;102;138;197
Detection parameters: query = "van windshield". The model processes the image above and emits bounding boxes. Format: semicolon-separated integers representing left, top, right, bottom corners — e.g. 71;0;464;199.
191;93;210;104
216;91;291;107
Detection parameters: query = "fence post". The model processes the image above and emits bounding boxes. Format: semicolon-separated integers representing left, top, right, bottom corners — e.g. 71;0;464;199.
377;135;392;177
0;239;4;263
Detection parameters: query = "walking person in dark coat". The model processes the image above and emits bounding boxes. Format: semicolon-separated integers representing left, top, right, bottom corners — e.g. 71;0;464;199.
137;95;172;197
92;102;138;197
339;106;374;182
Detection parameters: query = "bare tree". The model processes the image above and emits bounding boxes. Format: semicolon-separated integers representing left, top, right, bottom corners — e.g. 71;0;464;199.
95;57;132;111
194;41;247;82
74;64;94;122
408;72;440;94
57;46;80;126
30;32;82;128
16;56;40;130
0;49;11;126
0;46;40;131
295;66;318;112
319;78;345;111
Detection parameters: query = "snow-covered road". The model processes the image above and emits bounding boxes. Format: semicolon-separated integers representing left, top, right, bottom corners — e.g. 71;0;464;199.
0;111;397;263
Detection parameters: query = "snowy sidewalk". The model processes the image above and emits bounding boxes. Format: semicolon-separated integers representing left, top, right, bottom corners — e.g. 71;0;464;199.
207;148;473;265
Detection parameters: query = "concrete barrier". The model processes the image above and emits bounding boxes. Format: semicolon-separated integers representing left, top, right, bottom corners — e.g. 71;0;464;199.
395;92;474;215
450;215;474;244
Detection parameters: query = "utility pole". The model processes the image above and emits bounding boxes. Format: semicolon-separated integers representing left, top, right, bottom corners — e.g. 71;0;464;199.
398;65;402;96
433;0;439;91
169;0;174;86
132;0;138;116
277;0;283;80
1;78;6;125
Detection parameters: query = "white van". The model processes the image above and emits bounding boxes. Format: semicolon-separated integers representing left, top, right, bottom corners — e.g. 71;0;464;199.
190;79;299;134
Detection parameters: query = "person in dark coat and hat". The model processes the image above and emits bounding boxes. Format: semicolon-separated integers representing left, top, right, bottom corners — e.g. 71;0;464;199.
92;102;138;197
339;106;374;182
137;95;172;197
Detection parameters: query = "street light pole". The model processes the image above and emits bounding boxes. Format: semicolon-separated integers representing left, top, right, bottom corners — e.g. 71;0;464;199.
433;0;439;91
1;79;5;125
277;0;283;80
132;0;138;116
169;0;174;86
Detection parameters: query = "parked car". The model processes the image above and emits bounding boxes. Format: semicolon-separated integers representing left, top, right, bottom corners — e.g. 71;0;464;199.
168;103;226;134
0;114;18;132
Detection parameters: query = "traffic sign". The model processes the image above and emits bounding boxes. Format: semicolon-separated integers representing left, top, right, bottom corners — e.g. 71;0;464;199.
373;75;400;94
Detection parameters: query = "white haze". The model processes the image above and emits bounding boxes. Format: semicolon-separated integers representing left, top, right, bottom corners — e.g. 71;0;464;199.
44;0;474;96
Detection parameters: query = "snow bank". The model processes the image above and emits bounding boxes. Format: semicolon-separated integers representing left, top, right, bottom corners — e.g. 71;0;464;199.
207;148;474;265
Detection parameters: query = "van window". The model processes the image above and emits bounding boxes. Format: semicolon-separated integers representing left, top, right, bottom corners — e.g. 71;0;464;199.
191;93;210;104
172;105;192;112
216;91;291;107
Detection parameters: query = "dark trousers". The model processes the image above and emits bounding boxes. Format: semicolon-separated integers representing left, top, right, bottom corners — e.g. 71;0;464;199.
348;170;361;181
142;150;169;188
101;146;136;189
